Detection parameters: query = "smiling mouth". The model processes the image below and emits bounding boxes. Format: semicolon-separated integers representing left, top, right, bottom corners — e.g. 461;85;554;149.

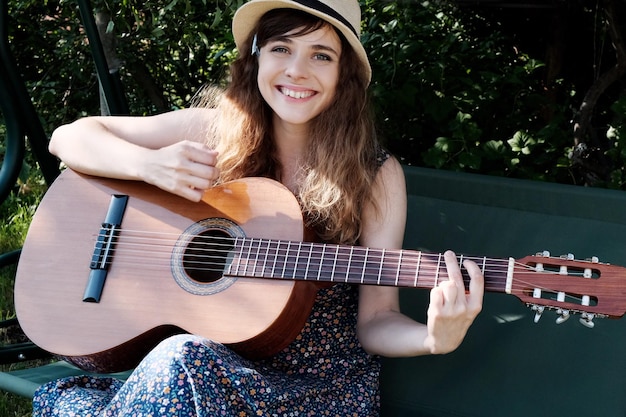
279;87;315;99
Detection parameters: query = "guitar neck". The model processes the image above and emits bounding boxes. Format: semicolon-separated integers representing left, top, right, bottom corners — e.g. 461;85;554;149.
227;237;512;292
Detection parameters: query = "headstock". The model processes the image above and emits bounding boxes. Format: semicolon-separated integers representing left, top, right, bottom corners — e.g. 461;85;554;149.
512;251;626;328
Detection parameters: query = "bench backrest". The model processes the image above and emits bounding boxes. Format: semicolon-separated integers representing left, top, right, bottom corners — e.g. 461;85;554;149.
381;165;626;416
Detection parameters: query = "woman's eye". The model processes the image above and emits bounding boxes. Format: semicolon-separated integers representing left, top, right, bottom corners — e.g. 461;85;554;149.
271;46;289;54
314;53;332;61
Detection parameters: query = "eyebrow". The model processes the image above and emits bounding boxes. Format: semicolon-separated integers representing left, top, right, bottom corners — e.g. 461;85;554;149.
270;35;341;57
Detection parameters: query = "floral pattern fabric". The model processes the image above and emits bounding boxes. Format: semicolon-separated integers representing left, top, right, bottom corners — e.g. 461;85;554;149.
32;284;381;416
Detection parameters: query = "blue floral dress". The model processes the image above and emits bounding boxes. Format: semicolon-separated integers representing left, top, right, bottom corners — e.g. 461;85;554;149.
32;283;381;416
33;149;391;416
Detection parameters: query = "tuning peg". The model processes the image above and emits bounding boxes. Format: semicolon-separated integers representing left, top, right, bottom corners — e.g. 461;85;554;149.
531;304;545;323
583;257;598;278
560;253;574;260
555;309;570;324
579;312;595;329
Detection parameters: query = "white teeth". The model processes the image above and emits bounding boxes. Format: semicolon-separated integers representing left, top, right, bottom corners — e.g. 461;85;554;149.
280;87;314;99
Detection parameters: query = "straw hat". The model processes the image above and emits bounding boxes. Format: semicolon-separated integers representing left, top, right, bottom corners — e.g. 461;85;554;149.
232;0;371;83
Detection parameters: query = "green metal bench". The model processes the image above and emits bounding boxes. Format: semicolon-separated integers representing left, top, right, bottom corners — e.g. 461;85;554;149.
381;166;626;417
2;164;626;417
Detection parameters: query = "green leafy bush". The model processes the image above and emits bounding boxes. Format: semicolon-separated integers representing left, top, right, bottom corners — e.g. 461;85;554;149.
3;0;625;187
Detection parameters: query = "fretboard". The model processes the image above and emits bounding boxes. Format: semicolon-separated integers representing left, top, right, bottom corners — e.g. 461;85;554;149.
226;237;511;292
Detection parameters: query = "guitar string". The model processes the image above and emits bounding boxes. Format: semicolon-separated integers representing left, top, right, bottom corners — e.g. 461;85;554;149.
103;245;597;307
103;229;512;281
91;229;600;300
108;229;597;277
105;230;596;281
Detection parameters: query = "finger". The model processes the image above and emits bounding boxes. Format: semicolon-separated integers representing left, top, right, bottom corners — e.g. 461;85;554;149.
175;144;220;182
182;144;218;166
183;171;217;191
189;148;219;166
186;161;220;183
177;141;218;164
429;286;444;311
174;185;204;202
463;259;485;313
443;250;465;291
438;280;459;307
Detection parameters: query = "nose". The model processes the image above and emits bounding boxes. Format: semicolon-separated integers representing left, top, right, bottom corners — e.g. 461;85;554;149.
284;53;309;80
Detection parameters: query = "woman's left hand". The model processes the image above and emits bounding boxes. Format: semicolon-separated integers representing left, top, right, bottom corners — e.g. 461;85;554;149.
423;250;484;354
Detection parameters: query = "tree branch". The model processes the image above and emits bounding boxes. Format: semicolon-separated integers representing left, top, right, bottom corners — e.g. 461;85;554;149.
573;0;626;146
570;0;626;185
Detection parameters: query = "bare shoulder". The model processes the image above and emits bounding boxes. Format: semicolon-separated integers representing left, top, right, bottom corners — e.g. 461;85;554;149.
361;154;407;251
370;155;407;234
376;154;405;191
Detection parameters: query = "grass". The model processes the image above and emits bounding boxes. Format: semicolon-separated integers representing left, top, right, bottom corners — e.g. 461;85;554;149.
0;392;31;417
0;172;48;416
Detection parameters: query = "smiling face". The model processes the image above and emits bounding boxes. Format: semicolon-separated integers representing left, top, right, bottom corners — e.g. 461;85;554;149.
256;24;342;130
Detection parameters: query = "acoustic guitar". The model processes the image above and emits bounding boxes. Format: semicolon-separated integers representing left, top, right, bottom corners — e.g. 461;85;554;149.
14;169;626;373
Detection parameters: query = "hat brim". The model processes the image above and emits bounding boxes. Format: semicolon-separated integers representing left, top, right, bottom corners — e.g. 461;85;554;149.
232;0;371;83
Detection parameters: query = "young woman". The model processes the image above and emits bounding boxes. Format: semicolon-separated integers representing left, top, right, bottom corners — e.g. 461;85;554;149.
33;0;484;415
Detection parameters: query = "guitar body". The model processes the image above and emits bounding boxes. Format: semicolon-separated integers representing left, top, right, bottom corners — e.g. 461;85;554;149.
15;169;319;372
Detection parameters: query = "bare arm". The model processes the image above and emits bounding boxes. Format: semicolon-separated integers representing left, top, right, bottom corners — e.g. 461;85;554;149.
356;157;484;356
49;108;220;201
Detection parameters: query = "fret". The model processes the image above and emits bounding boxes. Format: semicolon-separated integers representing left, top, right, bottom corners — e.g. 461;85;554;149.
252;238;262;276
413;251;421;288
395;250;402;286
261;238;270;277
304;242;312;281
435;253;442;286
345;246;354;283
292;241;303;280
317;244;326;281
281;241;291;279
244;237;253;276
360;248;369;284
270;240;279;278
330;244;339;282
377;249;385;285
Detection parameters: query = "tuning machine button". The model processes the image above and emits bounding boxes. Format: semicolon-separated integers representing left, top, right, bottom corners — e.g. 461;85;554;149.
555;309;570;324
579;312;595;328
531;304;545;323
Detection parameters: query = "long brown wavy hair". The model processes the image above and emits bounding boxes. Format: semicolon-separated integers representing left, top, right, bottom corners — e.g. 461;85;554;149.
200;9;380;245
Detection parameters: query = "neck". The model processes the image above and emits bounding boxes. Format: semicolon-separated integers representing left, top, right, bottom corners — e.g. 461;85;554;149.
272;119;309;191
225;237;512;293
273;115;309;155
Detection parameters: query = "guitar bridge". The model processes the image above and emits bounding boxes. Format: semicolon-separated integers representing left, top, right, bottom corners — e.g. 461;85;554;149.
83;194;128;303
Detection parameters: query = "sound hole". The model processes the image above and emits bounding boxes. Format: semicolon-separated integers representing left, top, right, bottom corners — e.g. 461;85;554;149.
172;217;242;296
183;229;233;283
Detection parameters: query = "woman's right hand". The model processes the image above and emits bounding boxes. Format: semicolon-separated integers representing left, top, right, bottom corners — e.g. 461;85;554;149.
141;140;220;202
49;109;219;201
